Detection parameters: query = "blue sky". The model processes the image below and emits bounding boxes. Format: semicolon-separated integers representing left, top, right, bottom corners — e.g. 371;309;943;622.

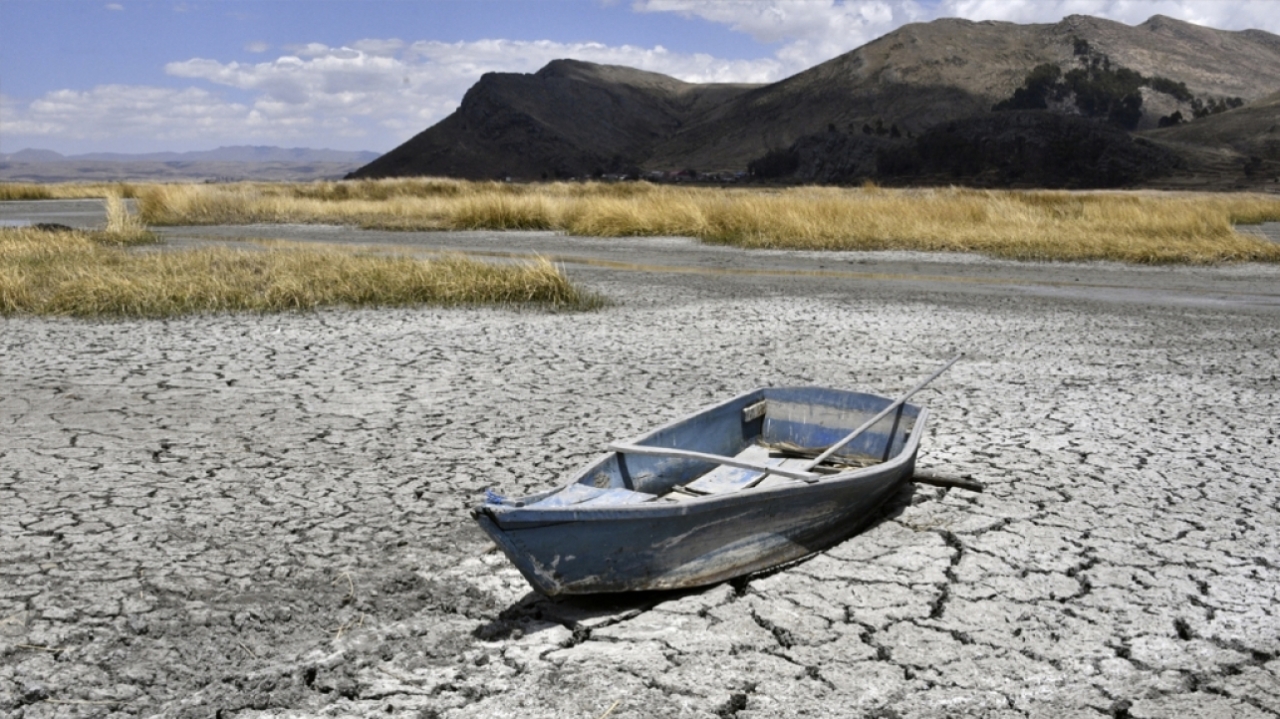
2;0;1278;155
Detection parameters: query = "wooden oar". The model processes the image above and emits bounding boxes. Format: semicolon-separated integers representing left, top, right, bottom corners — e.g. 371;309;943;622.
799;354;962;473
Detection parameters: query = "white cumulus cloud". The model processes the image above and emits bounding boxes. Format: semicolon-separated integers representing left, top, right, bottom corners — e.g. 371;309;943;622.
636;0;928;72
3;85;251;144
402;38;782;83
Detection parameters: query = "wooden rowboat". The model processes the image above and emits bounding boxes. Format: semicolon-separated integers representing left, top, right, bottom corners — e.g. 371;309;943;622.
471;360;957;596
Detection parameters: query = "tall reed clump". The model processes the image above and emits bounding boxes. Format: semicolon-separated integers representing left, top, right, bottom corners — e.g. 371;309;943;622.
0;184;58;201
447;193;558;230
0;182;142;201
99;193;157;245
0;227;599;318
135;184;282;225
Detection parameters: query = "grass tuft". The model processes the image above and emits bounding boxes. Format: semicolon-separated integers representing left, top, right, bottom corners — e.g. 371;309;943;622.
0;227;600;318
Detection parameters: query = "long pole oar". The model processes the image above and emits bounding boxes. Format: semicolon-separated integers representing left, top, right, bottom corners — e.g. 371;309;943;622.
799;354;962;474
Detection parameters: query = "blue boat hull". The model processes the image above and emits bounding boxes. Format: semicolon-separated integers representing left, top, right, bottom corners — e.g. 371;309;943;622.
471;387;928;596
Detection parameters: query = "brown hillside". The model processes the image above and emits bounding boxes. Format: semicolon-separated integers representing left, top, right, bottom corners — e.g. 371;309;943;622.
351;15;1280;181
1140;91;1280;185
350;60;758;179
1143;90;1280;154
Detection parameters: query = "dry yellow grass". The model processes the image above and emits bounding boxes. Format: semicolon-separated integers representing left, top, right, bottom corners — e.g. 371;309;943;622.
0;226;598;318
0;182;143;201
132;180;1280;264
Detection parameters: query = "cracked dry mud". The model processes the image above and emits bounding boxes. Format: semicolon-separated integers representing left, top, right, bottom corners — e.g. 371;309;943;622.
3;232;1280;718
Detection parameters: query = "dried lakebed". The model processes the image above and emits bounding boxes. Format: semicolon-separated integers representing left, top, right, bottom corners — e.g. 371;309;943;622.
3;210;1280;718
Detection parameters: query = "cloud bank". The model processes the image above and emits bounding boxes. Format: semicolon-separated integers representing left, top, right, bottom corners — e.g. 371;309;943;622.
5;1;1280;153
5;39;781;153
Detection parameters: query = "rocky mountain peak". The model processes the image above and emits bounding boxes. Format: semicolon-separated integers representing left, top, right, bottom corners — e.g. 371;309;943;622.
349;14;1280;188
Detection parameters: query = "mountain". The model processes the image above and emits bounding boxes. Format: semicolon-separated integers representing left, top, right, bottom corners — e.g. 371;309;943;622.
0;146;379;164
350;14;1280;188
351;60;758;180
0;146;382;183
646;14;1280;172
1;149;66;163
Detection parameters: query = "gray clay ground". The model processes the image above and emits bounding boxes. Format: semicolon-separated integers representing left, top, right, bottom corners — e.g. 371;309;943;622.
2;200;1280;718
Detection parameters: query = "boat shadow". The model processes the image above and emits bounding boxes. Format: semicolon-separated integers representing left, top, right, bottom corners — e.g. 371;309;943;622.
473;586;704;641
475;481;917;641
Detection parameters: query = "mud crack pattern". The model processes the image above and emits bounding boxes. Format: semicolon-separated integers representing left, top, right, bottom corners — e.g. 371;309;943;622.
2;277;1279;718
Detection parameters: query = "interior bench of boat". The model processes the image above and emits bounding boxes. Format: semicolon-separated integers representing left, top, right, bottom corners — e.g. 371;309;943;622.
521;442;876;509
667;444;812;496
515;388;917;510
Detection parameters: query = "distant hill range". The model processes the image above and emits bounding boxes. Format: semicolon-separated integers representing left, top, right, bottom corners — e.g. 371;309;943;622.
0;146;380;182
351;14;1280;189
